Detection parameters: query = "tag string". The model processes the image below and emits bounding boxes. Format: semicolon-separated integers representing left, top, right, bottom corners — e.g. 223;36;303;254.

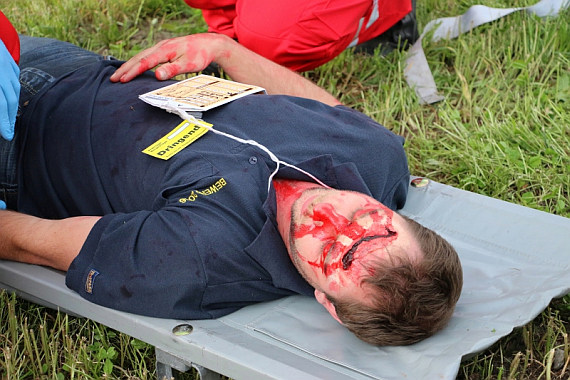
169;106;331;193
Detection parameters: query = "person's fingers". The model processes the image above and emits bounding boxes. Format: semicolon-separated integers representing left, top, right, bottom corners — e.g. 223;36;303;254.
0;46;19;141
154;41;216;79
110;41;169;82
155;63;182;80
137;49;184;80
109;61;137;82
110;51;161;83
154;56;209;80
109;51;142;82
7;65;20;132
0;90;14;141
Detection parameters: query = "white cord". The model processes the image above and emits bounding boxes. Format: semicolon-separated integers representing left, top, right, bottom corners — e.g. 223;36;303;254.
167;105;331;193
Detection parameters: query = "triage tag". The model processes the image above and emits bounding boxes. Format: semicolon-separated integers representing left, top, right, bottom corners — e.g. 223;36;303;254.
143;120;210;160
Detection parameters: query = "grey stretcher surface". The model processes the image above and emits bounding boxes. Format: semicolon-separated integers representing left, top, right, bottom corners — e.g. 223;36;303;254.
1;178;569;380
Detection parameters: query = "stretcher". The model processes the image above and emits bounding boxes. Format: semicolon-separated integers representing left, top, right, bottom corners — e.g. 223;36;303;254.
1;178;569;379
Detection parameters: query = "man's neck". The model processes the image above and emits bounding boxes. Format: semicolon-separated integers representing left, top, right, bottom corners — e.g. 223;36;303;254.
273;179;324;250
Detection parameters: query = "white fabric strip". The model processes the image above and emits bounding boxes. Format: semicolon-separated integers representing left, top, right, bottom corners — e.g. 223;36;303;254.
404;0;569;104
366;0;380;29
348;0;380;48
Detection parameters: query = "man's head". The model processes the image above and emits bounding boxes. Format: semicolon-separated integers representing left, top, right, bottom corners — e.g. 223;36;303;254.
274;180;463;346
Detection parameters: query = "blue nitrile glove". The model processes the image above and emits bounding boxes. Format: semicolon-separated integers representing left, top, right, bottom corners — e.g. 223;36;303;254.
0;200;6;209
0;39;20;141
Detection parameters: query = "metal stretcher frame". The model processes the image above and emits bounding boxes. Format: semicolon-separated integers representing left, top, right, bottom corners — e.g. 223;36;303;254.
1;178;569;380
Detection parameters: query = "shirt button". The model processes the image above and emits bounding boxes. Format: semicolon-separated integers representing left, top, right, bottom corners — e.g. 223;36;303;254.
248;156;258;165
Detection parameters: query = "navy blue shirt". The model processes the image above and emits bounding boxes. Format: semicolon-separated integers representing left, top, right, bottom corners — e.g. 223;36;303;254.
17;61;409;319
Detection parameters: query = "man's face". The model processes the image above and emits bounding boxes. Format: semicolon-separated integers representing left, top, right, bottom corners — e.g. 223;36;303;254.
283;186;419;307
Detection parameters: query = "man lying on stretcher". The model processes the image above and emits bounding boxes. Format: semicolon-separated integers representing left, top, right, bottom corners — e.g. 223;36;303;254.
0;28;462;346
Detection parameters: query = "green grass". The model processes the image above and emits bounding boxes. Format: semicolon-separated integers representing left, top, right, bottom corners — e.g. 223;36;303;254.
1;0;569;378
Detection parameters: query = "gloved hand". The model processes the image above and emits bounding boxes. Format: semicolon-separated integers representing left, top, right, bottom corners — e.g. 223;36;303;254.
0;39;20;141
0;200;6;209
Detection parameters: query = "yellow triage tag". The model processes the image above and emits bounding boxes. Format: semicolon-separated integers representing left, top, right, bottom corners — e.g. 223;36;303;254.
142;120;210;160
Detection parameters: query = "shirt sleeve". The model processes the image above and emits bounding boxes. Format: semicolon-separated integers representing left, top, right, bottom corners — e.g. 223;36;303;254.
65;208;211;319
0;11;20;64
333;105;410;210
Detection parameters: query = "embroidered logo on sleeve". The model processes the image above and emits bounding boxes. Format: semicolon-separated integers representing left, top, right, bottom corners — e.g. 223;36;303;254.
85;269;100;294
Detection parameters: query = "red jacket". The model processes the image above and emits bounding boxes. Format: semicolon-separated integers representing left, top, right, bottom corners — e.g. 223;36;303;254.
184;0;411;71
0;10;20;64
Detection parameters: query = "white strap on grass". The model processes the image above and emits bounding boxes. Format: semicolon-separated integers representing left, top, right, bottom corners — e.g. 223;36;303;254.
404;0;570;104
168;105;331;193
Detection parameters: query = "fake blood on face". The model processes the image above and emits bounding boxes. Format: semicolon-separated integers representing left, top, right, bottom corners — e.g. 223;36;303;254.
294;193;398;279
274;179;399;290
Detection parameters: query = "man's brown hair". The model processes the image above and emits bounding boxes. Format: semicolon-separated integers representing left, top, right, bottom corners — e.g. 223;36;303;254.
329;215;463;346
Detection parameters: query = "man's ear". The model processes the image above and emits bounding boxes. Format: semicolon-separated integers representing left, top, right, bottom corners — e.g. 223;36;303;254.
314;289;343;325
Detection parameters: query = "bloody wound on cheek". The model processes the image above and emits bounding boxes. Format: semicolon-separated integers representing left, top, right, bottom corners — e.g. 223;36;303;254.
341;229;397;270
